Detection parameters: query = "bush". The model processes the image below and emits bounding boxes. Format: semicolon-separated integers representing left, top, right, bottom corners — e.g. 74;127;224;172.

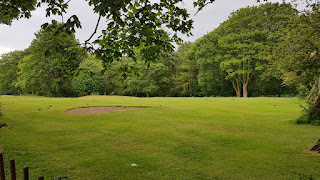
296;103;320;126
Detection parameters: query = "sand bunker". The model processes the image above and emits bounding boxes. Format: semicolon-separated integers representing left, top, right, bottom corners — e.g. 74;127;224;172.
66;106;145;115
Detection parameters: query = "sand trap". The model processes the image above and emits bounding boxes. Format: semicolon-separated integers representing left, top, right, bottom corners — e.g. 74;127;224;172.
66;106;145;115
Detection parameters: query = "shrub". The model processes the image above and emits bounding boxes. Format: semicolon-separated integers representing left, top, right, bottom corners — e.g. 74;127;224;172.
296;102;320;126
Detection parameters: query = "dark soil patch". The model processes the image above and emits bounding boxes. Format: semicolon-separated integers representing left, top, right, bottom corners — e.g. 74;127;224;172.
66;106;146;115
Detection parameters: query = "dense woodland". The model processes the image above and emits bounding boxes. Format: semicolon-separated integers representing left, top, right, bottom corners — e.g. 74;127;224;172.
0;2;319;98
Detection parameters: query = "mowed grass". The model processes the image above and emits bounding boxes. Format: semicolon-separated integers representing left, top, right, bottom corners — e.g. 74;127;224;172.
0;95;319;179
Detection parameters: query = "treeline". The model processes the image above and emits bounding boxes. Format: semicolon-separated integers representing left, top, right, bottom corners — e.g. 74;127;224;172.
1;2;319;98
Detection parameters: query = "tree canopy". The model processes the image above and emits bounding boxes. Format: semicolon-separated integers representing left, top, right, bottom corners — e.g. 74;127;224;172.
16;26;85;96
194;2;298;97
0;49;29;95
71;56;105;96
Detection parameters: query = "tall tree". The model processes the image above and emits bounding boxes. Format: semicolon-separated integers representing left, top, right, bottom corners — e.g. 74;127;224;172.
16;27;85;96
194;32;233;96
275;3;320;109
0;49;29;95
173;42;200;97
198;3;297;97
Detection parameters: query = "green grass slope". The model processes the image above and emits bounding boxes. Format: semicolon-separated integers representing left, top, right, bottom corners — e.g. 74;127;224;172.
0;96;319;179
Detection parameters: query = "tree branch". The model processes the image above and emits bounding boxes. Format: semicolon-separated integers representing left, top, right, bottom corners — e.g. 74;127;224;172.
194;2;212;16
136;0;149;16
85;15;102;46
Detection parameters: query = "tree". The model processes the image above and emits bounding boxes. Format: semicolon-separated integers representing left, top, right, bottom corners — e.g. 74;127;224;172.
218;28;266;97
173;42;200;97
276;3;320;110
16;27;85;96
0;50;30;95
195;3;297;97
125;58;171;97
0;0;36;25
71;56;105;96
194;31;234;96
101;61;126;95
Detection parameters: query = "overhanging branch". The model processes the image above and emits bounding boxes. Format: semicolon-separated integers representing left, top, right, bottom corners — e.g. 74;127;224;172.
85;15;102;46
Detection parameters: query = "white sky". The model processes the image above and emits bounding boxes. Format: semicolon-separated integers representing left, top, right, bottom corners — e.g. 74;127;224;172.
0;0;283;55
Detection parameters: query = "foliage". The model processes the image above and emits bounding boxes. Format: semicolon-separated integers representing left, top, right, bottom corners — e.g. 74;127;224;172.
16;27;85;96
297;102;320;126
126;60;171;97
0;0;223;68
171;42;200;97
0;0;37;25
193;32;233;96
71;57;105;96
275;3;320;96
101;61;126;95
193;3;298;97
70;52;173;97
0;50;30;95
272;2;320;116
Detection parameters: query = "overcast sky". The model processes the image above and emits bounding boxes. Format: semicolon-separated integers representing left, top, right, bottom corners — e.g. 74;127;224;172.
0;0;283;55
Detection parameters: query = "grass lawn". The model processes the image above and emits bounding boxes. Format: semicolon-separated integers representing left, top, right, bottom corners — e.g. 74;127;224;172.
0;95;319;179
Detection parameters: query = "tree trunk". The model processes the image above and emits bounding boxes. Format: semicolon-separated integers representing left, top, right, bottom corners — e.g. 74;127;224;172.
231;79;241;97
312;75;320;111
236;90;241;97
308;76;320;101
243;82;248;98
146;92;149;98
307;83;317;101
242;72;250;98
313;93;320;111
